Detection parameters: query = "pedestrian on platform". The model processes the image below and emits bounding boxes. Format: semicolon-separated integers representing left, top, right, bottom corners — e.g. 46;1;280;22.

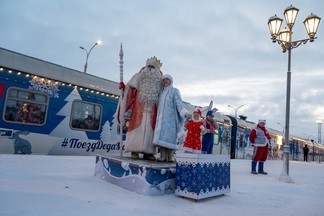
303;144;309;161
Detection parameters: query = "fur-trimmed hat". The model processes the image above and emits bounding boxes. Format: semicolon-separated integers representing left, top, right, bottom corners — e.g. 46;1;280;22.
162;74;173;84
193;108;202;117
258;119;266;124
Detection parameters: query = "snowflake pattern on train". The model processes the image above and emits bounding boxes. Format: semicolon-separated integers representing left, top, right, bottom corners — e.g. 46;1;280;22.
29;76;60;98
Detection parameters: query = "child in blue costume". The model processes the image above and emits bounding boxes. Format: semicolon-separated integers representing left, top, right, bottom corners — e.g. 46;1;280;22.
202;110;217;154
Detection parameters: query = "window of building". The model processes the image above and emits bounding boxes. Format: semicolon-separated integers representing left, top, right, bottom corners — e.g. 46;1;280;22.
70;100;101;131
3;87;48;125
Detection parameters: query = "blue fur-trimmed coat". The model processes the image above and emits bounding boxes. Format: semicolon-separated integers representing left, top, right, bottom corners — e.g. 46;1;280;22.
153;76;188;150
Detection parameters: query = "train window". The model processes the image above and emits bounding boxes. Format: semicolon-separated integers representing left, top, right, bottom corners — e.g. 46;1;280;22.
70;100;102;131
223;131;229;143
117;120;129;135
8;89;18;98
239;134;243;147
3;87;48;125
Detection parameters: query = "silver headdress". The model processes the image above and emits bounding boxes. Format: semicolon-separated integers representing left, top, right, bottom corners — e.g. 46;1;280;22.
145;56;162;70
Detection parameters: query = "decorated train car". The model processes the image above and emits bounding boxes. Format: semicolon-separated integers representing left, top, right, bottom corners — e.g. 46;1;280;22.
1;47;323;161
210;112;232;156
0;47;123;156
224;115;324;162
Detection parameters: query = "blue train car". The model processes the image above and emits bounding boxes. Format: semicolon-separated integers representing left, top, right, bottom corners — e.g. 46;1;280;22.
225;115;324;162
2;47;322;161
226;115;284;160
0;47;123;155
211;112;232;156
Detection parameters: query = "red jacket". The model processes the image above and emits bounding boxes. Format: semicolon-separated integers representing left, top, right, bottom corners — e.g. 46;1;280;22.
249;124;271;146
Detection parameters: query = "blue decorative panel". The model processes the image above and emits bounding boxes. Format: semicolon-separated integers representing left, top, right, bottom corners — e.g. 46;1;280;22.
175;153;230;200
95;155;176;196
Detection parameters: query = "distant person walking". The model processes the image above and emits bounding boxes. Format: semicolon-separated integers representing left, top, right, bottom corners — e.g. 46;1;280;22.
249;119;271;175
303;144;309;161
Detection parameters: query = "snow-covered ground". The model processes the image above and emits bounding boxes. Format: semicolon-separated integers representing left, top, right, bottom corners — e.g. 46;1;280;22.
0;154;323;216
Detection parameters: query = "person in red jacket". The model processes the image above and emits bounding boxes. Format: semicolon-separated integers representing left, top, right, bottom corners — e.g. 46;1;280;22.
249;119;271;175
182;109;206;153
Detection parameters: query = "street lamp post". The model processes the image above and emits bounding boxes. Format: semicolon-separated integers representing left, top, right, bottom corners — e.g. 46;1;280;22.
316;120;322;145
80;40;102;73
310;139;315;161
227;104;244;118
268;5;321;183
317;120;323;163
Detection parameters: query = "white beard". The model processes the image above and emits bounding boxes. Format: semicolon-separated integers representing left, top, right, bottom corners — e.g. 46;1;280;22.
138;67;162;108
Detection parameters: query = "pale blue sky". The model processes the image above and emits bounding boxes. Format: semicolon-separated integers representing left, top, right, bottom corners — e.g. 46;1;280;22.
0;0;323;140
